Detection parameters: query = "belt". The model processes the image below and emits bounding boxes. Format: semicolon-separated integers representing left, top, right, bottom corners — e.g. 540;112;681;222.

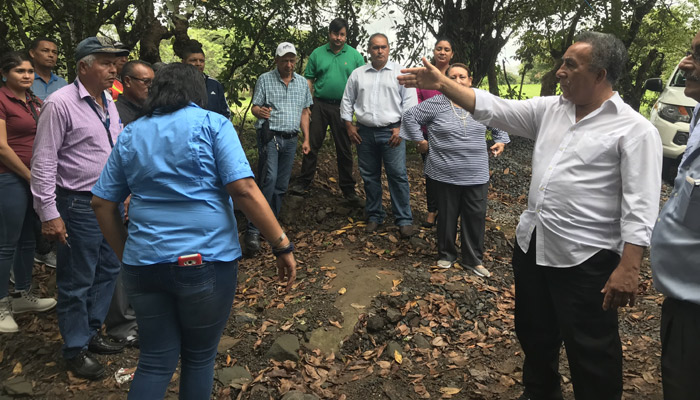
358;121;401;130
56;186;92;197
314;97;341;105
271;130;298;139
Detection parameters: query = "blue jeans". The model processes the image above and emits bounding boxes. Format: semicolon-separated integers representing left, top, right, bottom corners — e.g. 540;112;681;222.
356;126;413;226
248;131;297;234
56;191;121;358
0;173;34;298
122;260;238;400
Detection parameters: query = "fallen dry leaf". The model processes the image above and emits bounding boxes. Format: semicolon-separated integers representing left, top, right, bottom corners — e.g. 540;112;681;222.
439;387;461;395
338;287;347;295
329;320;343;329
350;303;366;309
394;350;403;364
12;362;22;374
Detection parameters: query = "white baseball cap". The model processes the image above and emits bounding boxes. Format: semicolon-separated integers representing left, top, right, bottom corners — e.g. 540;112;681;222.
275;42;297;57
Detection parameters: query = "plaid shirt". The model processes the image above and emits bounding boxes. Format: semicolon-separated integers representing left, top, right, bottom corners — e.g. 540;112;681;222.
252;69;312;132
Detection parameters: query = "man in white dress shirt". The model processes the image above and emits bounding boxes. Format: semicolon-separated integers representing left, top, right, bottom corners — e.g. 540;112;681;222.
398;31;661;400
341;33;417;238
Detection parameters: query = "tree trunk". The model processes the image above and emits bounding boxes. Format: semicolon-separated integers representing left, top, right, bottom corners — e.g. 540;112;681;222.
540;59;562;96
487;64;500;96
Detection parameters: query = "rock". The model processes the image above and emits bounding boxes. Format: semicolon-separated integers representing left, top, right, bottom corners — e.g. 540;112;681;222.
3;376;33;396
235;312;257;325
217;335;241;353
412;334;431;349
215;366;251;388
334;205;350;215
386;308;402;323
387;341;403;357
315;209;327;223
281;390;320;400
265;334;300;362
409;236;430;249
366;315;386;332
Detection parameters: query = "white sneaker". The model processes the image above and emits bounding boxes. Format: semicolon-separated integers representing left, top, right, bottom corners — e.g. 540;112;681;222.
34;251;57;268
468;265;491;278
11;290;57;314
437;259;454;269
0;297;18;333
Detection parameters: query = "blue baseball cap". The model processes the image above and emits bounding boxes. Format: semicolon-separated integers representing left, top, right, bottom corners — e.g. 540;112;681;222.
75;37;129;61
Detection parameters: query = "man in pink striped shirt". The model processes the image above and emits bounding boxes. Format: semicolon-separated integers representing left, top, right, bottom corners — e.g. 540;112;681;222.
30;37;129;380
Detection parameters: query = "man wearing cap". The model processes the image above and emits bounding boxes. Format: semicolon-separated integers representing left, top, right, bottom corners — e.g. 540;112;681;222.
31;36;128;380
341;33;417;238
290;18;365;207
243;42;312;255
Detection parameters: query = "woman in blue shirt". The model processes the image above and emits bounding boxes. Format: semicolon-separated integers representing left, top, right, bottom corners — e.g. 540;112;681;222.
91;63;296;399
401;63;509;278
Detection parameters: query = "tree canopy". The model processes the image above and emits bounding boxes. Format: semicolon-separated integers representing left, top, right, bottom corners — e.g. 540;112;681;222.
1;0;695;113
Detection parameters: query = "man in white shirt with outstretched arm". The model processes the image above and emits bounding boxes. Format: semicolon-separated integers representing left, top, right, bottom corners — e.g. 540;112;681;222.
399;31;661;400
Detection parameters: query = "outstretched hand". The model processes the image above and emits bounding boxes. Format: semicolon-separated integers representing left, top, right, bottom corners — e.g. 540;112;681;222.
398;57;445;90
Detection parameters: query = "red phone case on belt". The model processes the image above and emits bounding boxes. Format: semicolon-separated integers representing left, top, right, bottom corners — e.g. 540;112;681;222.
177;253;202;266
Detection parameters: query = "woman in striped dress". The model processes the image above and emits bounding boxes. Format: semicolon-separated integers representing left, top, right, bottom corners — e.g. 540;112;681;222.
400;63;509;277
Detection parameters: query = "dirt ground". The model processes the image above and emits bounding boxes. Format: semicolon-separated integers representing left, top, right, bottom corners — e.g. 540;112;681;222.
0;135;667;399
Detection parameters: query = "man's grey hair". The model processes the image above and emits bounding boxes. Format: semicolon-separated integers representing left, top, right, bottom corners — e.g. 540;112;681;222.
575;31;627;85
76;54;96;75
368;33;389;49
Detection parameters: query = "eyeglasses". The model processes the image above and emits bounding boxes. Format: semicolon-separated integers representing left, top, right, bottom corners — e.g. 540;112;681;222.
685;50;700;63
128;76;152;86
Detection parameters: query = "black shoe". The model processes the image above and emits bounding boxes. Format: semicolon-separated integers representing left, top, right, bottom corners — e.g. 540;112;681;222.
288;183;309;196
66;350;105;380
244;232;261;257
88;334;125;355
124;334;139;349
343;192;366;208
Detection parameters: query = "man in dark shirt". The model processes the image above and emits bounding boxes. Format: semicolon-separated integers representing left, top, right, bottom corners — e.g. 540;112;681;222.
106;60;153;349
115;60;153;125
181;40;231;119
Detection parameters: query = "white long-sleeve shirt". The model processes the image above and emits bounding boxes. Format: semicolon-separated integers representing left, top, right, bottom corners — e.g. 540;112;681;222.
472;89;662;267
340;61;417;127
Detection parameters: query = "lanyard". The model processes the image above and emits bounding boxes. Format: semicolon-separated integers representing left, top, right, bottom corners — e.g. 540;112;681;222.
74;80;114;148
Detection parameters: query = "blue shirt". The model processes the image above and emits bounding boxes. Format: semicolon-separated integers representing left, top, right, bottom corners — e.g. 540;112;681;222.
252;69;312;131
92;104;254;265
31;72;67;101
651;103;700;305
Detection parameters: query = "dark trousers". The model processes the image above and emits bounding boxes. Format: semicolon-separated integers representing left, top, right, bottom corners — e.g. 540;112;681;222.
104;271;138;340
661;297;700;400
56;191;121;358
420;152;437;213
433;180;487;266
297;99;355;195
513;234;622;400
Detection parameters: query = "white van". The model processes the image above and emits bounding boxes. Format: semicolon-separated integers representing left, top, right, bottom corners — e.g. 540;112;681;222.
645;60;697;182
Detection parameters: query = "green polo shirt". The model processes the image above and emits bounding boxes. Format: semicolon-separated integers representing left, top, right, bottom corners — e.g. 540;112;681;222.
304;43;365;101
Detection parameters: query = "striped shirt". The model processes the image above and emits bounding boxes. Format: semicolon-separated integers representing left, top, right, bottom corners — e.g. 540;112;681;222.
31;78;122;222
401;94;509;185
252;69;312;132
